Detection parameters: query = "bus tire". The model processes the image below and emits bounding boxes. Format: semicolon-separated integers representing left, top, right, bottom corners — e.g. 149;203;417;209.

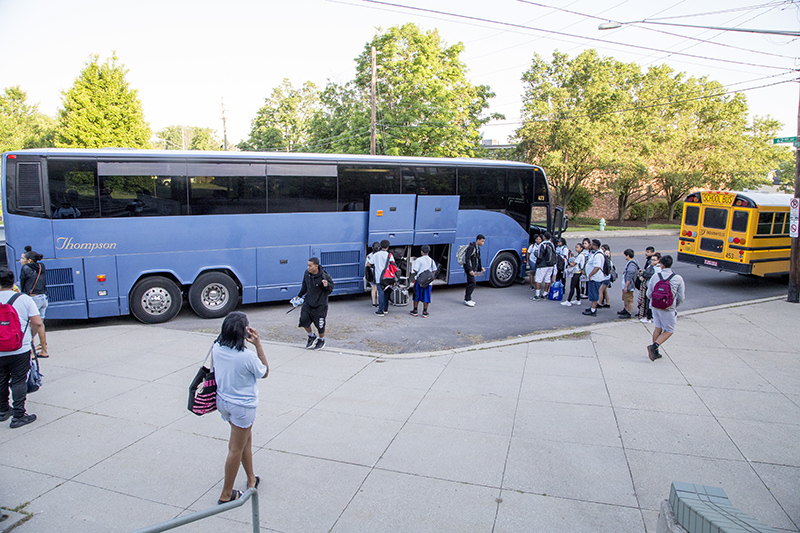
188;272;239;319
490;252;518;288
130;276;182;324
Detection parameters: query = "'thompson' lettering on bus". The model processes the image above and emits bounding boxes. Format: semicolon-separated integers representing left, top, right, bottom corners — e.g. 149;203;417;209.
56;237;117;253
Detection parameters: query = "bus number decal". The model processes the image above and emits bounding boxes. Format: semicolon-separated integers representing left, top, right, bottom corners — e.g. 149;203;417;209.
725;252;735;259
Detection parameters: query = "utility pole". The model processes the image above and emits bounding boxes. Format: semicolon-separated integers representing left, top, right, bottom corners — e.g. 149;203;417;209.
221;97;229;151
370;46;377;156
788;81;800;303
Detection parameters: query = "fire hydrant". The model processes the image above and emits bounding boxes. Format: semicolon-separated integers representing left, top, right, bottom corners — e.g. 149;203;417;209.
599;218;606;231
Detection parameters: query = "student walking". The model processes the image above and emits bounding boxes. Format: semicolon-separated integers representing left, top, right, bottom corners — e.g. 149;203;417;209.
410;245;436;318
645;255;685;361
295;257;333;350
463;234;485;307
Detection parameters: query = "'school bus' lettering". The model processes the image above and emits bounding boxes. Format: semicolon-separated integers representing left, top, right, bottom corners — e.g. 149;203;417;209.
701;192;736;206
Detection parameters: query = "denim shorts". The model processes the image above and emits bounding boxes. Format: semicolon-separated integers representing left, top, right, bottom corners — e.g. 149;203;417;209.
217;397;256;429
31;294;48;319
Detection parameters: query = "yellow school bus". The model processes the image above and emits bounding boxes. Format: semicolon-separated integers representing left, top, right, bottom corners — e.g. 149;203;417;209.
677;190;793;276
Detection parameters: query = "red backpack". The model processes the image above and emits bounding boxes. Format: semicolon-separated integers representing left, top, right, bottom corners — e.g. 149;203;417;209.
0;293;26;352
650;273;676;310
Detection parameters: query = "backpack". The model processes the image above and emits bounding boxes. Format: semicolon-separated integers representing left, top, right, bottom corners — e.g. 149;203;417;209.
601;254;611;276
556;252;566;272
0;293;27;352
609;264;618;283
379;254;399;288
650;273;676;310
456;244;470;266
541;242;557;267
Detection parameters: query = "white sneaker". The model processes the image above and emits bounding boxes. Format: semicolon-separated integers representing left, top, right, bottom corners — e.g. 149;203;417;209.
572;299;581;305
561;301;572;306
464;300;476;307
640;318;651;323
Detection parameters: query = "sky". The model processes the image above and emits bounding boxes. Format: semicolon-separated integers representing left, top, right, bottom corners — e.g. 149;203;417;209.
1;0;798;149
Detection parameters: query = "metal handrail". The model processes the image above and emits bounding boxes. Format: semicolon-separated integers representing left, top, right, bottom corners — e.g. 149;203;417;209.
131;487;259;533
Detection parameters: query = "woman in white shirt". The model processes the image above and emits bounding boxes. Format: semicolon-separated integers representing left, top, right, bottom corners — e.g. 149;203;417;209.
214;312;269;504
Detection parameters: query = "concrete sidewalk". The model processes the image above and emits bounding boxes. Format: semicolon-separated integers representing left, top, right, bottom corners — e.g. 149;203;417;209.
1;299;798;532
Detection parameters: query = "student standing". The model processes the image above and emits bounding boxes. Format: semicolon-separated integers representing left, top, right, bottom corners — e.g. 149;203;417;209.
463;234;485;307
369;240;394;316
296;257;334;350
617;249;638;319
562;242;584;306
582;239;605;317
637;246;656;322
19;247;48;358
528;234;542;292
409;245;436;318
0;267;43;429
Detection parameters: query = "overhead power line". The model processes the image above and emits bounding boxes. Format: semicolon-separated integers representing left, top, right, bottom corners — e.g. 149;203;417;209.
360;0;791;71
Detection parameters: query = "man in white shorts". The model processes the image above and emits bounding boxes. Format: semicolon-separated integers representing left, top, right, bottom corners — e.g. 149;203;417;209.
645;255;685;361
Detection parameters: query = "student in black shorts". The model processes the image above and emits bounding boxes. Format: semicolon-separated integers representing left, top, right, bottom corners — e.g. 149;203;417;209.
296;257;334;350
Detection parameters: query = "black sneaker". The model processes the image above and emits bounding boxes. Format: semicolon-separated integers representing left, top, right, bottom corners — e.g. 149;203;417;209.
422;311;429;318
375;310;385;316
305;335;317;348
582;309;596;316
647;344;662;362
10;414;36;429
618;310;632;318
0;410;11;422
409;309;418;317
312;338;325;350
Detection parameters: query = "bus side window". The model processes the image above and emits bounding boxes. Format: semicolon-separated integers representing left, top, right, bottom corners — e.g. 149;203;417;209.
48;159;99;218
458;168;505;210
756;212;773;235
684;205;700;226
773;212;786;235
730;211;748;233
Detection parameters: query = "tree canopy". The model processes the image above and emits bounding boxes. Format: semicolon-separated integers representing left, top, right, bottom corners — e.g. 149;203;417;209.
515;49;785;219
56;54;151;148
240;79;320;152
156;125;222;151
0;86;55;153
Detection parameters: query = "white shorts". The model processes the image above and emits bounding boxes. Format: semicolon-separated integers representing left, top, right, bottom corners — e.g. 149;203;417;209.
217;397;256;429
652;307;678;333
535;266;555;284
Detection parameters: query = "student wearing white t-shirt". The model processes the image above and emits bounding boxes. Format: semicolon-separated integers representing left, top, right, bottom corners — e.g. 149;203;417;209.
582;239;606;317
0;268;43;429
410;245;437;318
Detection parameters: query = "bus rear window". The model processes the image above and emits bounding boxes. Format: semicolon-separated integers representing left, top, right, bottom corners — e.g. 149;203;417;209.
773;212;787;235
684;205;699;226
731;211;749;233
703;207;727;230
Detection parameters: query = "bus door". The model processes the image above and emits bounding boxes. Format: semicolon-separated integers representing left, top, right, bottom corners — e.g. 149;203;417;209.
413;196;459;245
368;194;416;245
697;204;730;267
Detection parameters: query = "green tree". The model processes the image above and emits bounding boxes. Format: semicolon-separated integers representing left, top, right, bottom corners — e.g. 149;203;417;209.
55;54;151;148
240;79;320;152
155;125;221;150
0;86;55;152
775;148;796;193
309;23;499;156
515;50;629;209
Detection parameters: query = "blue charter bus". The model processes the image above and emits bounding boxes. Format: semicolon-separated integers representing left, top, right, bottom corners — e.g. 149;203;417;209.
1;149;563;323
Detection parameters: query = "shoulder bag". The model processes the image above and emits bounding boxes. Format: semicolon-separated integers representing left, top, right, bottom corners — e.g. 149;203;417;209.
188;345;217;416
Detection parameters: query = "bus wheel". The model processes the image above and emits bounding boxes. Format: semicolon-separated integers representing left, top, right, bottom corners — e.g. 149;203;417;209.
490;252;518;288
189;272;239;319
130;276;182;324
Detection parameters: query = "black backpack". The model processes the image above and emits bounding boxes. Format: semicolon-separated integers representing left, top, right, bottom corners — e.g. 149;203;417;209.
556;253;566;272
601;254;611;276
542;242;557;267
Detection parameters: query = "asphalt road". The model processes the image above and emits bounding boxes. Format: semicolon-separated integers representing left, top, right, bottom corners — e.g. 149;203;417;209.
47;234;789;354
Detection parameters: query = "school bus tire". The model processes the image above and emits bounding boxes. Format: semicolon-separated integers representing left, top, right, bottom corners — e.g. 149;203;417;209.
490;252;519;288
188;271;240;319
130;276;183;324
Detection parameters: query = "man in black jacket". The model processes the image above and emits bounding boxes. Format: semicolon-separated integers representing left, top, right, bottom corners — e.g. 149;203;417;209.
463;234;485;307
296;257;334;350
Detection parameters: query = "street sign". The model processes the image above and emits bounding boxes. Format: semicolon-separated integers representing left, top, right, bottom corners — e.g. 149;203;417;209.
773;136;798;144
791;198;799;238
